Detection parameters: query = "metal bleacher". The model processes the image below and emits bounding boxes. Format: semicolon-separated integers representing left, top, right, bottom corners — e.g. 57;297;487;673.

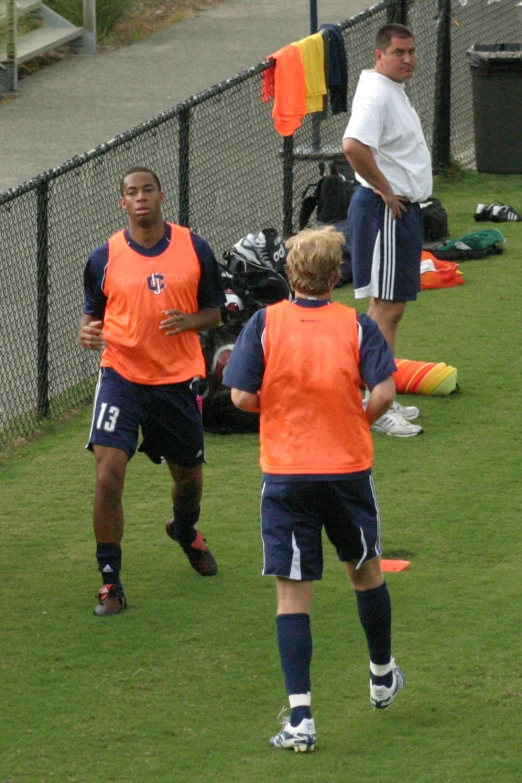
0;0;96;92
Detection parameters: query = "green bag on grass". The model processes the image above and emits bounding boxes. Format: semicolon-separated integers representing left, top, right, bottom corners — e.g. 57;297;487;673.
434;229;505;261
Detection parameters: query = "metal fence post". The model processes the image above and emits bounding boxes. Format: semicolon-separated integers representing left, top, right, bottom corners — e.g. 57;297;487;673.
36;178;50;419
80;0;97;56
282;135;294;238
387;0;408;25
432;0;451;170
178;106;191;227
309;1;322;153
1;0;18;92
309;0;318;35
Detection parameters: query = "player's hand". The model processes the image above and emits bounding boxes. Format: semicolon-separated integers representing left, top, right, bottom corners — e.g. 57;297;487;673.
160;309;195;335
374;191;409;219
78;320;105;350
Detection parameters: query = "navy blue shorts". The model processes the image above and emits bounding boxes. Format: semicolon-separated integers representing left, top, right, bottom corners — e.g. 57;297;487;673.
348;185;423;302
261;477;382;581
87;367;204;465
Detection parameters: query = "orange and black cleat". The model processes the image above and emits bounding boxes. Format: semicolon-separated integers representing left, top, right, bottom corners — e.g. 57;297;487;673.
165;522;218;576
93;584;128;617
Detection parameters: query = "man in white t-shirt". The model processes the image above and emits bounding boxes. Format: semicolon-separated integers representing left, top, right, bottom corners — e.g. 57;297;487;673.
342;23;432;437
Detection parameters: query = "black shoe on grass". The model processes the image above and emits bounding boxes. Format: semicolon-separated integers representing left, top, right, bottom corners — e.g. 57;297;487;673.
475;202;521;222
166;522;218;576
489;203;521;222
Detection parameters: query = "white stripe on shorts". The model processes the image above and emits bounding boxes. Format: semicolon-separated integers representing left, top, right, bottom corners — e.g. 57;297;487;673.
260;482;267;575
356;529;369;570
355;229;382;299
355;474;382;570
354;207;397;300
370;474;382;555
86;368;104;448
289;532;302;580
382;206;396;300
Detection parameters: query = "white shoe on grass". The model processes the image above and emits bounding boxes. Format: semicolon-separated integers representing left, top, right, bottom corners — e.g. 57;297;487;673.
371;409;424;437
370;659;404;709
269;716;316;752
391;399;420;421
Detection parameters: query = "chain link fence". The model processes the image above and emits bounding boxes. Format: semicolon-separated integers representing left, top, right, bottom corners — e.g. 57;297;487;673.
1;0;521;448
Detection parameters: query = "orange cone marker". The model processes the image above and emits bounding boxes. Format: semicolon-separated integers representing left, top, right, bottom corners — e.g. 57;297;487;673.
380;559;410;572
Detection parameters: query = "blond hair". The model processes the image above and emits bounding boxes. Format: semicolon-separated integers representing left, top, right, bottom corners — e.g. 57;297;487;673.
285;226;344;295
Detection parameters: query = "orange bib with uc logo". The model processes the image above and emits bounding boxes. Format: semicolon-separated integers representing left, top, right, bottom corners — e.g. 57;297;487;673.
100;224;205;385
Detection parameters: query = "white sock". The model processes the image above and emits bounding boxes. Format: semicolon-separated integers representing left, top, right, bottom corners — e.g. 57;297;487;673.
370;661;392;677
289;692;311;708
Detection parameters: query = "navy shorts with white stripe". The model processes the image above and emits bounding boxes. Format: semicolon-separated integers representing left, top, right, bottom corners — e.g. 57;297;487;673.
348;185;423;302
261;477;382;581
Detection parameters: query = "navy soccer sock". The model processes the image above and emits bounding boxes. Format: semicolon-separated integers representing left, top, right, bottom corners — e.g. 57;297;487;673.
171;507;200;545
96;543;122;587
276;613;313;726
355;581;393;686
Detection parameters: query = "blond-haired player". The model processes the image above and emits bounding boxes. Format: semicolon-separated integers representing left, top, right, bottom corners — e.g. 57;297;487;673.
224;226;404;751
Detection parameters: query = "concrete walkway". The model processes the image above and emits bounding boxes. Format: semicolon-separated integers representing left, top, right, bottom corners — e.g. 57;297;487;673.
0;0;370;193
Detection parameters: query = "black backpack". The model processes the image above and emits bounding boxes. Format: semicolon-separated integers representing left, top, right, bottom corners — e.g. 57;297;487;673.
420;197;449;242
299;159;357;229
221;229;291;321
199;229;292;434
199;326;259;434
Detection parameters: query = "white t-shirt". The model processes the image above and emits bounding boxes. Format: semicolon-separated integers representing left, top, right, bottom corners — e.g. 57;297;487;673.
343;70;432;202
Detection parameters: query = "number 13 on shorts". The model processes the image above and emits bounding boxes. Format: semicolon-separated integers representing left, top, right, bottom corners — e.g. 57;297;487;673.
96;403;120;432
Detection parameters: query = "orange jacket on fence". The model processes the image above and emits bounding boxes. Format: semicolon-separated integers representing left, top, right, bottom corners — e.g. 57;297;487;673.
262;44;307;136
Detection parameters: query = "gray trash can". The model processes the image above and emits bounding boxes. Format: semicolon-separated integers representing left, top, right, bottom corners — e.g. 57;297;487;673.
467;43;522;174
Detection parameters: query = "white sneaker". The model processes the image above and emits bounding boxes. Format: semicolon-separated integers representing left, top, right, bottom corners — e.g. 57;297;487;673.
370;659;404;709
269;716;316;752
391;399;420;421
371;409;424;437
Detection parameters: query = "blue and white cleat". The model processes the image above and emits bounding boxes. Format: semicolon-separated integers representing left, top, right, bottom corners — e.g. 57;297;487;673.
370;658;404;709
269;715;316;752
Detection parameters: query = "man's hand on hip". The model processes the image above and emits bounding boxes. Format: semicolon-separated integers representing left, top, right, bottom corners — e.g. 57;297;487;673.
374;191;409;219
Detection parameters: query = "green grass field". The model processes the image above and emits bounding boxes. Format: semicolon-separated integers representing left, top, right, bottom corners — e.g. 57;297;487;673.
1;172;521;782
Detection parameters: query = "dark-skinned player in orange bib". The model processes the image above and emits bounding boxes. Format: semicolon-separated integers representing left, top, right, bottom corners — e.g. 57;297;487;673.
78;168;225;616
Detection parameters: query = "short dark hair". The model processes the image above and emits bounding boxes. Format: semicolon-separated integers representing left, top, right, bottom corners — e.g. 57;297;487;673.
120;167;162;194
375;23;414;51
